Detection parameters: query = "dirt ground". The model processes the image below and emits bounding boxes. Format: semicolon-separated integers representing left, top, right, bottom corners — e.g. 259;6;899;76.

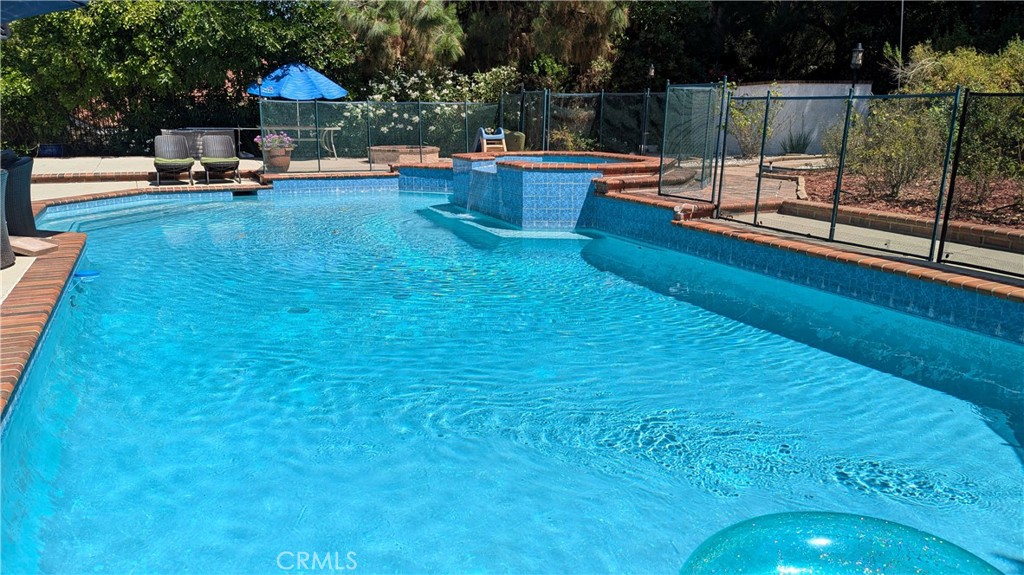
802;171;1024;228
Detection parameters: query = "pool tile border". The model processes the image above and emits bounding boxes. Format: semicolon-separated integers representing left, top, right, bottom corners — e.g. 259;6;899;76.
679;220;1024;304
584;188;1024;304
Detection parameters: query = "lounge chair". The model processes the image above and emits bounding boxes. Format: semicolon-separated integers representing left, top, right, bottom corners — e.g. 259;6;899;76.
153;135;194;186
1;169;13;269
2;154;56;238
199;135;240;184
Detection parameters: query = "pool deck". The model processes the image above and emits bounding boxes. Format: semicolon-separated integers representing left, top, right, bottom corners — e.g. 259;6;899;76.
1;156;1022;413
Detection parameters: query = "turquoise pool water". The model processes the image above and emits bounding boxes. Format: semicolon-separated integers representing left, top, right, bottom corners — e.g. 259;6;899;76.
3;192;1022;574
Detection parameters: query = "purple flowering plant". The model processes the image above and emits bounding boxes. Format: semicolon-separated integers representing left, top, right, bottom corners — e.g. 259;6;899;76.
254;132;295;150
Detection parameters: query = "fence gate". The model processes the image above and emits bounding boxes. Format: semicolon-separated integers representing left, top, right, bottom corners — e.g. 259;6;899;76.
659;83;725;202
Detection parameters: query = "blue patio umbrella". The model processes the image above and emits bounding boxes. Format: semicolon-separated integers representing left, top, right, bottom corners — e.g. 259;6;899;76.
246;63;347;101
1;0;88;24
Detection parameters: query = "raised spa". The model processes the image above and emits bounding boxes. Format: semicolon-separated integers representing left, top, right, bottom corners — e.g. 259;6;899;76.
450;151;660;231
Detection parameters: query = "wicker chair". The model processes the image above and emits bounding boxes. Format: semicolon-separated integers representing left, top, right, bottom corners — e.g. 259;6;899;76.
1;169;13;269
2;155;54;238
153;135;194;186
199;135;240;184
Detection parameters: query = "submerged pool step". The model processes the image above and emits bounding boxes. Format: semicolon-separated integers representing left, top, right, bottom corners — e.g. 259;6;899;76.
424;204;591;241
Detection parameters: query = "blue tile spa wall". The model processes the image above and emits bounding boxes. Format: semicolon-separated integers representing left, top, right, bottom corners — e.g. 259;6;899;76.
452;157;603;231
264;177;399;195
578;192;1024;344
519;169;602;230
398;168;453;194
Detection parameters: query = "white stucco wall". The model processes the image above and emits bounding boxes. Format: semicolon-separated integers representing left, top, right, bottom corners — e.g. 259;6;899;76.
726;82;873;156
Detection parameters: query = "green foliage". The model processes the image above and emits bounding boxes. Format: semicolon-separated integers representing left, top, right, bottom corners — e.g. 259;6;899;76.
957;95;1024;205
728;84;781;159
781;127;813;155
889;39;1023;205
337;0;464;73
888;38;1024;93
0;0;356;154
823;100;946;201
527;55;570;92
531;1;628;69
548;128;597;151
468;66;522;103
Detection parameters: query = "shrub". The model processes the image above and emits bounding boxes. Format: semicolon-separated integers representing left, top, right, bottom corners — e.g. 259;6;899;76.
549;128;596;151
849;99;946;200
781;127;812;154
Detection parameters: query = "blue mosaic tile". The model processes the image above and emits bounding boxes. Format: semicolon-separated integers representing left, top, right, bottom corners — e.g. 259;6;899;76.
577;192;1024;343
264;177;398;195
41;192;233;217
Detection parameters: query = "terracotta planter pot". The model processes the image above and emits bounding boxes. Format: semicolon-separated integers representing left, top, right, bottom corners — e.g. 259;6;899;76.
264;148;293;172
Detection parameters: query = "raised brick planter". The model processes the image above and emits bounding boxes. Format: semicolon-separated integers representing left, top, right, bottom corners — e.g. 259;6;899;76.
778;200;1024;252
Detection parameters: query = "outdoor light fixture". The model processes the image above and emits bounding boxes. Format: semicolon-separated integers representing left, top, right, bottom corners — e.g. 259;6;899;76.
850;43;864;90
648;64;655;78
850;43;864;70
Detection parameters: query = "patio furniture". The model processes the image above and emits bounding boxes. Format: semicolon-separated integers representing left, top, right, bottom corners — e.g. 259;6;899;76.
199;135;240;184
2;154;55;238
153;135;194;186
1;169;13;269
474;128;506;153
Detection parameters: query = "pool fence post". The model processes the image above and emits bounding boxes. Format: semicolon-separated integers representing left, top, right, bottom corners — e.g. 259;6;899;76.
928;85;961;262
936;88;972;264
710;76;728;206
518;88;526;134
314;100;322;172
599;90;605;150
366;102;373;171
464;101;470;153
752;91;773;225
417;101;424;162
257;93;266;173
702;86;715;186
542;89;550;151
657;85;671;196
498;94;504;132
715;90;733;219
641;88;651;155
829;89;856;242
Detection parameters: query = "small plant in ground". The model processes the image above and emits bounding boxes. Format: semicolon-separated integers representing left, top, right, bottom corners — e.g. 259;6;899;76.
781;124;812;154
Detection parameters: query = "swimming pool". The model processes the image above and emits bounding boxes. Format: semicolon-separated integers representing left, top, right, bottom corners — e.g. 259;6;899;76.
3;191;1022;573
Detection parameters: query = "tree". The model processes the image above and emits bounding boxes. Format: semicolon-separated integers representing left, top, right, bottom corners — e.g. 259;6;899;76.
530;1;628;73
337;0;464;74
0;0;356;153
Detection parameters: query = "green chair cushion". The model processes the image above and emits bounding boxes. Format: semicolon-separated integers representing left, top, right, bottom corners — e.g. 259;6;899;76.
154;158;193;165
201;157;239;163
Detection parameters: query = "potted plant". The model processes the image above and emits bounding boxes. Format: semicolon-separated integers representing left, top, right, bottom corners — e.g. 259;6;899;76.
255;132;295;172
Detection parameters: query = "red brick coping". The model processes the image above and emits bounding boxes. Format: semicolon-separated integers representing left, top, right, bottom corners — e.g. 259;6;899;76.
390;161;454;171
1;233;86;413
452;151;661;176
